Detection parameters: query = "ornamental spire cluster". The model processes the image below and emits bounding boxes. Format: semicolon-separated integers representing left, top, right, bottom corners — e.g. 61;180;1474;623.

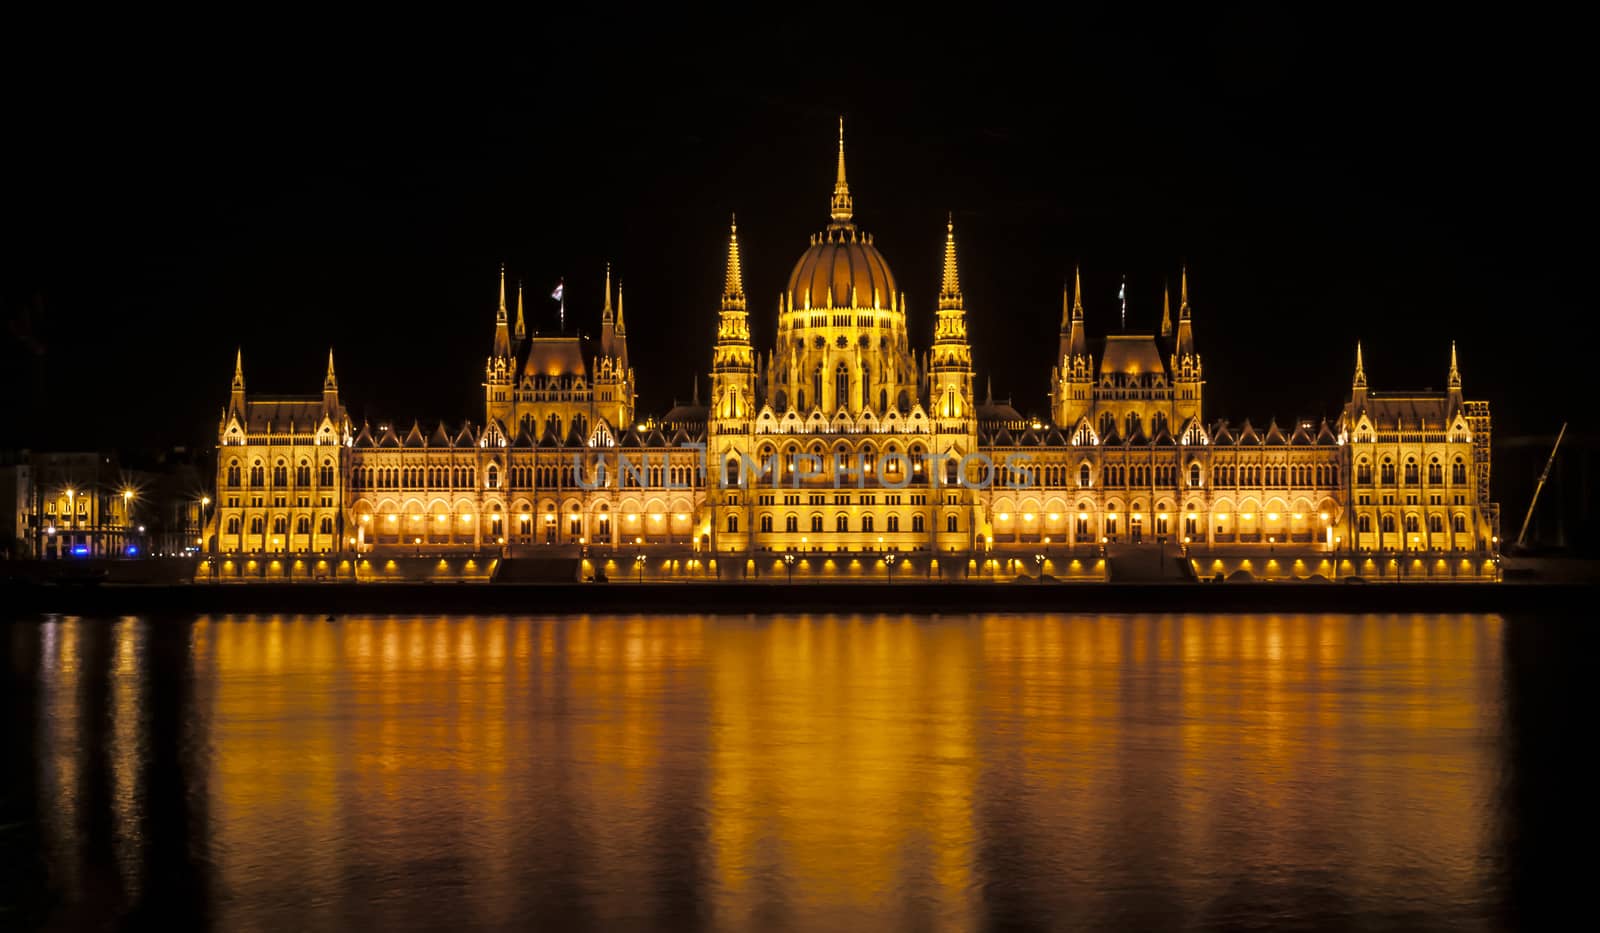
938;212;962;309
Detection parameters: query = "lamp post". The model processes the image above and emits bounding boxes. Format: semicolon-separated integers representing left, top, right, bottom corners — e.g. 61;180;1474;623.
884;550;898;584
784;552;795;583
635;551;647;583
1034;551;1045;580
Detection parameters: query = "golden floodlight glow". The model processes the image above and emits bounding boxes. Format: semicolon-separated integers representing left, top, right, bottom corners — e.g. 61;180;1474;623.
1292;513;1304;520
1242;513;1255;520
651;513;663;521
1320;512;1330;521
1267;512;1279;521
1048;513;1059;520
1023;513;1034;522
997;513;1009;520
676;513;688;521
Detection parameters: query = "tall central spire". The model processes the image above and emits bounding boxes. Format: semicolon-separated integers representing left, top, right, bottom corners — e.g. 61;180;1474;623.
830;116;854;227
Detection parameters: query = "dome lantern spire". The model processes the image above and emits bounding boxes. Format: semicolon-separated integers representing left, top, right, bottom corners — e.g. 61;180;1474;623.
830;116;854;227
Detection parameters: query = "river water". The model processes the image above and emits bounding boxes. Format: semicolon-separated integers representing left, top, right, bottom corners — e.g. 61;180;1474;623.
0;612;1588;931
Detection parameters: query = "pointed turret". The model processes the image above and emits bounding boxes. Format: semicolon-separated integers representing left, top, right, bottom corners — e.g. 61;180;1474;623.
712;215;754;422
492;264;511;360
1160;280;1173;338
230;348;245;415
1174;264;1195;359
931;215;973;422
1447;341;1462;413
829;116;854;227
323;348;340;412
514;280;526;342
1066;265;1087;358
601;262;619;360
601;262;614;325
1351;341;1369;412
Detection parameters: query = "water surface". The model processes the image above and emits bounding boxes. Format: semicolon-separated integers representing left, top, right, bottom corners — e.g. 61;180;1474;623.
1;612;1588;931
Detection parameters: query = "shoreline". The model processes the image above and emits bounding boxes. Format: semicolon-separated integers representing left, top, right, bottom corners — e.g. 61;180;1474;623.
4;580;1594;616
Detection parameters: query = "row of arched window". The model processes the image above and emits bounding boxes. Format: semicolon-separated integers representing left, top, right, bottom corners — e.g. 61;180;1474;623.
1354;456;1468;486
224;515;335;536
225;458;336;489
1356;513;1469;534
731;512;957;534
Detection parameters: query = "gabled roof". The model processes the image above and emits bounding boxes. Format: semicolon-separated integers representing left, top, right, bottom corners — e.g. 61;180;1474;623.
429;422;452;447
1237;419;1262;445
354;422;376;448
1263;420;1289;445
1098;335;1167;377
1316;419;1340;445
244;398;324;434
402;421;427;448
454;422;477;447
1210;421;1235;445
521;335;588;379
377;424;402;448
1289;422;1314;445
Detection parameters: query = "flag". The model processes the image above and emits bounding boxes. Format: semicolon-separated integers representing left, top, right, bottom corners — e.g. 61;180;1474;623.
551;280;564;301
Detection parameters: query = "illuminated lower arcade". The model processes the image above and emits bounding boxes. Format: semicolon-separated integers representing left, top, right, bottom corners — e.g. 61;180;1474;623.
207;124;1498;581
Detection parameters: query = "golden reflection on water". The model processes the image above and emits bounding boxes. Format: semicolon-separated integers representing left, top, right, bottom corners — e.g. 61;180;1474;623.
29;613;1506;930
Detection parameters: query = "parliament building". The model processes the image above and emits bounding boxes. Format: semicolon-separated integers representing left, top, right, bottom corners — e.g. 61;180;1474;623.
208;124;1499;580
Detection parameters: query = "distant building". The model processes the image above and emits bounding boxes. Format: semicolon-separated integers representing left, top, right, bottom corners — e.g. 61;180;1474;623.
207;123;1498;568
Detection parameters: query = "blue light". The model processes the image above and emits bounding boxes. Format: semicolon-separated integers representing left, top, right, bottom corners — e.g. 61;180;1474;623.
72;546;90;556
126;546;139;556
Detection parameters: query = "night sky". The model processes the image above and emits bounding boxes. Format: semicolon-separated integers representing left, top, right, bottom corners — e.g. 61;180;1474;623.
6;10;1590;454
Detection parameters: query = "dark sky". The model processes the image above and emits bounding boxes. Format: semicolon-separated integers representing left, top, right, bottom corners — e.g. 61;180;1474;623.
5;10;1590;453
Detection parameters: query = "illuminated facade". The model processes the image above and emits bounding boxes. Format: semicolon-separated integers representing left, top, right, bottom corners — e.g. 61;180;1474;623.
210;123;1498;572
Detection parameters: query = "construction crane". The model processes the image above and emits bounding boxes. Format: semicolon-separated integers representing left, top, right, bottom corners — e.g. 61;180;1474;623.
1514;422;1567;550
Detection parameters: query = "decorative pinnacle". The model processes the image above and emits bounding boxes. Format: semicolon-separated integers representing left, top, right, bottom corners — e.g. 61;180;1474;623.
603;262;613;319
1179;264;1190;319
1072;265;1084;318
1161;281;1172;337
497;263;507;321
1448;341;1460;387
233;347;244;388
939;212;961;307
723;214;745;307
514;280;526;338
325;348;336;383
1354;341;1367;388
830;117;854;226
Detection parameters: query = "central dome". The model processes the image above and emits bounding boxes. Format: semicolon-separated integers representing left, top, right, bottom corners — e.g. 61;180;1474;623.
784;118;898;311
786;228;897;311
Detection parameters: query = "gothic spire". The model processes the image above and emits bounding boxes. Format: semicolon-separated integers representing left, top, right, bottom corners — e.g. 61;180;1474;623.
1179;264;1191;320
1072;265;1084;320
1161;280;1173;337
496;263;507;323
830;117;854;227
938;212;962;309
1448;341;1461;388
615;282;626;333
514;280;526;340
602;262;613;323
325;348;337;386
723;214;746;308
1354;341;1367;389
233;347;244;388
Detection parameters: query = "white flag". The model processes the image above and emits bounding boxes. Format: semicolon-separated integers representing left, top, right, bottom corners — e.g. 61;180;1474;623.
551;280;564;301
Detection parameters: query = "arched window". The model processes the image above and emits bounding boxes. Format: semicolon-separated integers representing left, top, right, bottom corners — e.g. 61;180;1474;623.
1380;459;1396;484
1453;513;1467;533
887;514;900;532
295;516;310;534
1404;514;1419;533
785;515;798;533
1079;463;1092;487
272;516;287;535
1189;463;1202;487
1357;458;1372;484
1125;412;1141;437
1381;514;1395;533
1428;458;1443;484
1452;458;1467;484
273;460;289;486
1403;458;1419;484
946;514;959;533
296;460;311;486
835;363;850;411
725;459;741;487
486;465;499;489
318;460;335;486
1359;514;1372;533
912;514;925;532
226;516;240;534
249;516;264;534
227;460;242;487
862;515;874;533
726;513;738;533
1099;411;1116;438
760;514;772;533
836;514;849;533
1428;514;1444;533
811;514;823;533
250;461;265;486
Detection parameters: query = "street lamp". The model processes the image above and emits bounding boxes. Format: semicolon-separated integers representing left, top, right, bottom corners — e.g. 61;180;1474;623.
634;552;647;583
784;552;796;583
884;550;898;583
